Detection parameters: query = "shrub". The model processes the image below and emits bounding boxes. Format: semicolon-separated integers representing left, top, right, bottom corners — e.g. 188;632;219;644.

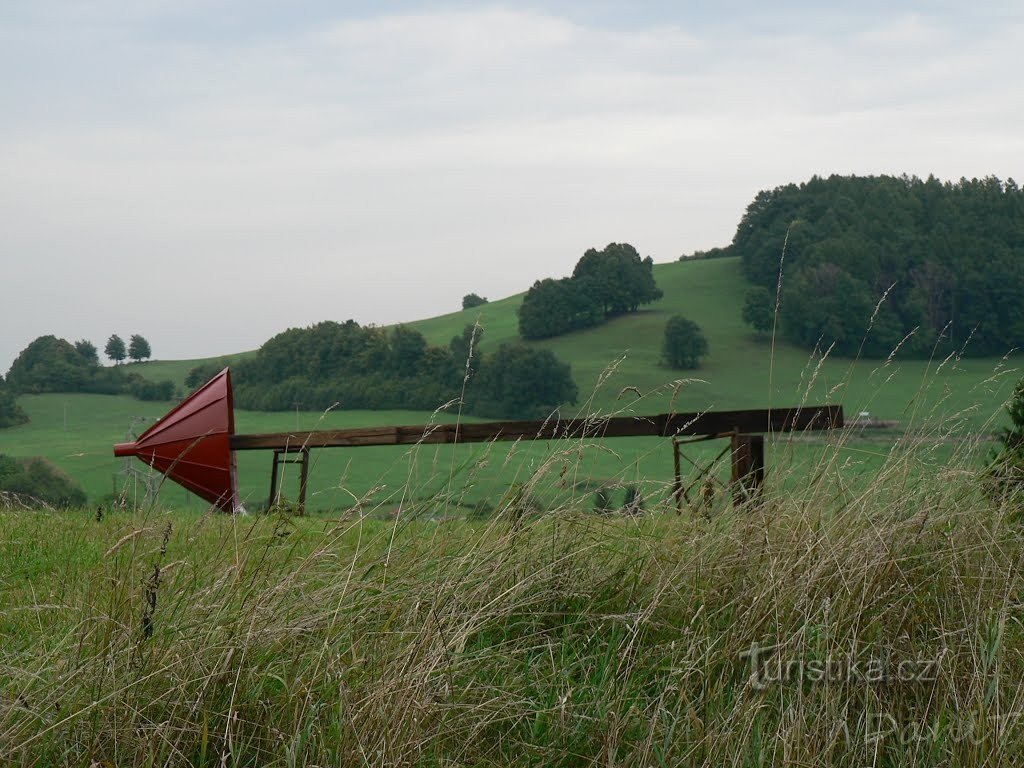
0;454;86;507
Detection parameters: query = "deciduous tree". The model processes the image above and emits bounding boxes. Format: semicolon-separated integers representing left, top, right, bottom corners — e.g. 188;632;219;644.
128;335;151;362
741;287;774;337
105;335;127;364
662;316;709;369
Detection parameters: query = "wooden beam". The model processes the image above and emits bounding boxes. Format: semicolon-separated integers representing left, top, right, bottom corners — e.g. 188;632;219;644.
730;434;765;503
230;405;842;452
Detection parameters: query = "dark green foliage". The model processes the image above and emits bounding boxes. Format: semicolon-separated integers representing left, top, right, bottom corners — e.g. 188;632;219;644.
518;243;662;339
679;247;731;261
462;293;488;310
662;316;708;369
741;286;774;336
7;336;92;393
128;334;152;362
0;378;28;429
0;454;86;506
471;343;578;418
517;277;603;339
74;340;99;366
104;334;126;364
128;378;175;402
449;324;483;378
185;359;229;391
389;325;427;377
5;335;172;402
572;243;663;315
592;487;612;514
234;321;577;418
733;174;1024;357
989;378;1024;499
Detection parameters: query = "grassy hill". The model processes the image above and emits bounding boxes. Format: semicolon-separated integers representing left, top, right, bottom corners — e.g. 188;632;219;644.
409;257;1018;428
1;256;1015;507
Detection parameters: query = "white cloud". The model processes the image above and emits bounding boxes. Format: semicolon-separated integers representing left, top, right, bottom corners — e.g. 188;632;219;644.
1;3;1022;370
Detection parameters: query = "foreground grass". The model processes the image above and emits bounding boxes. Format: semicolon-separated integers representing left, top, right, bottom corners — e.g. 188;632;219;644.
3;430;1024;766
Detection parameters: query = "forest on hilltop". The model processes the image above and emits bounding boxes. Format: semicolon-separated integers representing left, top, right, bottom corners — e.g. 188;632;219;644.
732;174;1024;357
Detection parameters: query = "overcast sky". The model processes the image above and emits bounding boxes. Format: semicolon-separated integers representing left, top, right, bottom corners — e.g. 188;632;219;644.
2;1;1021;373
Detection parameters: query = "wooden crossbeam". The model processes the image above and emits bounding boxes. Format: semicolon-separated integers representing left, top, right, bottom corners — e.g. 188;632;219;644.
230;405;843;452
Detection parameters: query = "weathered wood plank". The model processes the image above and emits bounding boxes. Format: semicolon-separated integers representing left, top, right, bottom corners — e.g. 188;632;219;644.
229;405;842;451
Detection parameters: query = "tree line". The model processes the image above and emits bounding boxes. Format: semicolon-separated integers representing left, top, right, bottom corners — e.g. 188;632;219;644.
227;320;578;419
731;174;1024;357
1;335;175;416
518;243;663;338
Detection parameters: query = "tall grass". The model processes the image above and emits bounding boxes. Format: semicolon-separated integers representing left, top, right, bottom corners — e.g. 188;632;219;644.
2;414;1024;766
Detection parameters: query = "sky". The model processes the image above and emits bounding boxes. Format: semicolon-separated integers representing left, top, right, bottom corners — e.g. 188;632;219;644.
1;1;1022;373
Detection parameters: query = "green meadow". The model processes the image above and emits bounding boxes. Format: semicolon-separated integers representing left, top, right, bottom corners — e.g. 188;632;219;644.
3;434;1022;765
407;257;1019;428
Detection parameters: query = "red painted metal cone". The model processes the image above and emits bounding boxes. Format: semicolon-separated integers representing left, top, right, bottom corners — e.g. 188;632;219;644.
113;368;239;511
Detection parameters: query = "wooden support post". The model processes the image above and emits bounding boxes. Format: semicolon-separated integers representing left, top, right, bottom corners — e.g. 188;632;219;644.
268;448;310;515
672;438;683;514
730;434;765;505
297;448;309;516
268;450;281;510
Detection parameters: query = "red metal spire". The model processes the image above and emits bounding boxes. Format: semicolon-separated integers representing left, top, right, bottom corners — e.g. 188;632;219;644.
113;368;238;511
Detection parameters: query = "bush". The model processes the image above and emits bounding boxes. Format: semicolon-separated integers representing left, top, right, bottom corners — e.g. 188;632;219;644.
0;454;86;507
129;378;176;402
462;293;488;310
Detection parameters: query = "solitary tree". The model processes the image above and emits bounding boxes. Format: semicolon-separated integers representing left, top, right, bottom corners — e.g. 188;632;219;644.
662;315;709;369
128;335;152;362
742;286;774;337
104;334;127;364
462;293;488;310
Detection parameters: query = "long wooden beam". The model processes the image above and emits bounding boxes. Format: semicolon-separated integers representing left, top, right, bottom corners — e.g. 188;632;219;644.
229;405;843;452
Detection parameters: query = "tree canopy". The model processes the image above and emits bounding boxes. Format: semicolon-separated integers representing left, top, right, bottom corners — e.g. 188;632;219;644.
233;320;577;418
741;286;774;337
472;344;578;418
105;335;127;364
518;243;662;339
74;340;99;366
0;377;28;429
462;293;488;310
128;335;152;362
731;174;1024;357
662;316;709;369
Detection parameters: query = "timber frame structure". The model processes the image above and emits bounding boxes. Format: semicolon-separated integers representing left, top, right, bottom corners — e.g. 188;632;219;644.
114;369;844;513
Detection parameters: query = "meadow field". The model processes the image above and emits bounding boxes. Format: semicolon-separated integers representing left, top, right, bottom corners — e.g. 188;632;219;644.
3;429;1024;766
2;258;1023;766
